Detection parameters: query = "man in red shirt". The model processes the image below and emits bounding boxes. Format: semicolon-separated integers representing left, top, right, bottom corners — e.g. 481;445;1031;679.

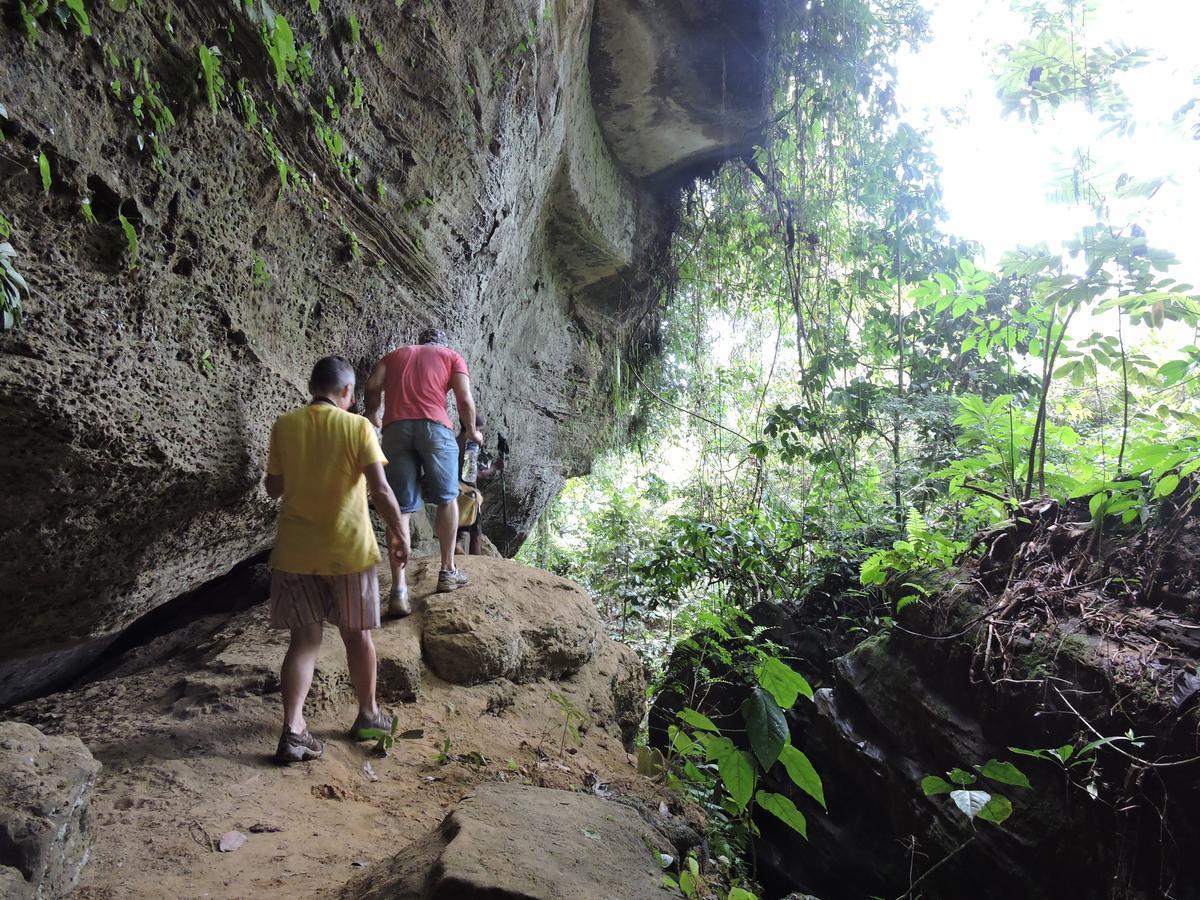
365;328;483;613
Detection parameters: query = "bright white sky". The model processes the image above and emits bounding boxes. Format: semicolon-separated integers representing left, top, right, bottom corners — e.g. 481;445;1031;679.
895;0;1200;288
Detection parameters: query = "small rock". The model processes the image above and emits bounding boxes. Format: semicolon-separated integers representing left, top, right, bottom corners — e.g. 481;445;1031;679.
248;823;282;834
218;831;246;853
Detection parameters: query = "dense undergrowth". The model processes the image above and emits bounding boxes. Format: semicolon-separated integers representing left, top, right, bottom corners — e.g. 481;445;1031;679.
520;0;1200;897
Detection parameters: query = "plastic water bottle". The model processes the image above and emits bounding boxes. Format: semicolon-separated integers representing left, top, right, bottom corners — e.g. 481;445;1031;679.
462;441;480;483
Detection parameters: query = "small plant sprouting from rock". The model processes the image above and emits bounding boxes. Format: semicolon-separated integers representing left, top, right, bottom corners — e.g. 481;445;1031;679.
433;736;489;769
920;759;1029;826
0;210;11;239
80;198;96;224
0;242;30;330
235;79;258;128
198;46;224;115
19;0;91;43
38;152;51;194
197;348;215;378
117;213;139;270
337;223;361;261
346;13;361;48
252;251;270;287
548;691;586;756
259;128;294;193
256;6;299;89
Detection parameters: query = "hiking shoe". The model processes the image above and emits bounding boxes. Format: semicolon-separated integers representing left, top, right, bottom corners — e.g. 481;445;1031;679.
436;567;469;593
275;728;324;764
348;709;394;741
386;585;411;618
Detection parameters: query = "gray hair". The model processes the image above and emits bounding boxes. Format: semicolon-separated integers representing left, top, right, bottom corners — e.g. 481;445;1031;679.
309;355;355;395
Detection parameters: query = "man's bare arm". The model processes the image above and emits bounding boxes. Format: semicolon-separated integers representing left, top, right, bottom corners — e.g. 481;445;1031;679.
449;372;482;444
364;359;387;428
265;473;284;499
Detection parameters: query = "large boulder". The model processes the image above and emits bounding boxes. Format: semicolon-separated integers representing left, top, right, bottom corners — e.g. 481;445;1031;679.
0;722;101;899
422;559;602;685
345;783;674;900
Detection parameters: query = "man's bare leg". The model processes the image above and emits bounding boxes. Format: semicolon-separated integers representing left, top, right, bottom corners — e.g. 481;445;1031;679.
435;498;459;572
281;622;323;734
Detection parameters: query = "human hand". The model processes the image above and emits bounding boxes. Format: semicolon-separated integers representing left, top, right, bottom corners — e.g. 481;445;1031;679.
387;531;410;566
470;428;483;445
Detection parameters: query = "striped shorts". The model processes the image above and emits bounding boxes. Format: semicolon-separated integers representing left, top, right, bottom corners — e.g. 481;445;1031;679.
269;568;381;631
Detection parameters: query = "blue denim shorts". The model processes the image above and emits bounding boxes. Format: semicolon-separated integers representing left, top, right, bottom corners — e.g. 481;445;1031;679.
381;419;459;512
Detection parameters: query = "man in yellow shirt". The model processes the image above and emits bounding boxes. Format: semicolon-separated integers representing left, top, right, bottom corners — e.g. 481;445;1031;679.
265;356;407;764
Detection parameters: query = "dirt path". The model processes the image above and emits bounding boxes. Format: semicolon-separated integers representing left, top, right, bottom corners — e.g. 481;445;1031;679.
8;558;665;899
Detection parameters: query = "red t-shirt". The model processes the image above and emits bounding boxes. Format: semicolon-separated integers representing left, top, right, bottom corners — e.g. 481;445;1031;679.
381;344;469;430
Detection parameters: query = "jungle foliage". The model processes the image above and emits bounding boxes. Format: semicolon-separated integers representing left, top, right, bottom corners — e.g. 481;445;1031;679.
523;1;1200;896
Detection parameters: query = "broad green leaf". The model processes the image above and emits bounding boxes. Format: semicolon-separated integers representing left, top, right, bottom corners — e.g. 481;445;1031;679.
756;656;813;708
950;789;991;819
397;729;424;739
1154;473;1180;499
727;889;758;900
742;687;788;769
678;708;718;733
1054;744;1074;763
977;759;1030;788
700;733;736;762
718;750;755;811
64;0;91;35
755;790;807;838
1008;746;1052;761
948;767;975;786
1157;359;1189;385
670;727;696;756
38;152;51;194
976;793;1013;825
921;775;952;796
777;743;825;808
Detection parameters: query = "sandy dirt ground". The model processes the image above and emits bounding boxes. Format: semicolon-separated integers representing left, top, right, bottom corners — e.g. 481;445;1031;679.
7;558;677;899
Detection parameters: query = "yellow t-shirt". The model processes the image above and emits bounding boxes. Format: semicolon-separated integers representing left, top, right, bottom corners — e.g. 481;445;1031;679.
266;403;386;575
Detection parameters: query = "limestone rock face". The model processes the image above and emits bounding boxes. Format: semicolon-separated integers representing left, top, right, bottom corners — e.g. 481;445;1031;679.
0;722;101;899
422;558;601;685
346;783;674;900
0;0;771;702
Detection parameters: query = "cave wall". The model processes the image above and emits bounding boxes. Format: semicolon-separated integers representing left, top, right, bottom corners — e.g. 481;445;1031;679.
0;0;768;701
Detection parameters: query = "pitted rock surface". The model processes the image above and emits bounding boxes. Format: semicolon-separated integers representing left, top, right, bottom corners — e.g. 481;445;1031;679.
0;0;771;704
0;722;101;899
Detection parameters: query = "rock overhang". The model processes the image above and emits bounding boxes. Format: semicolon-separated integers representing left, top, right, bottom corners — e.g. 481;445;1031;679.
590;0;771;186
